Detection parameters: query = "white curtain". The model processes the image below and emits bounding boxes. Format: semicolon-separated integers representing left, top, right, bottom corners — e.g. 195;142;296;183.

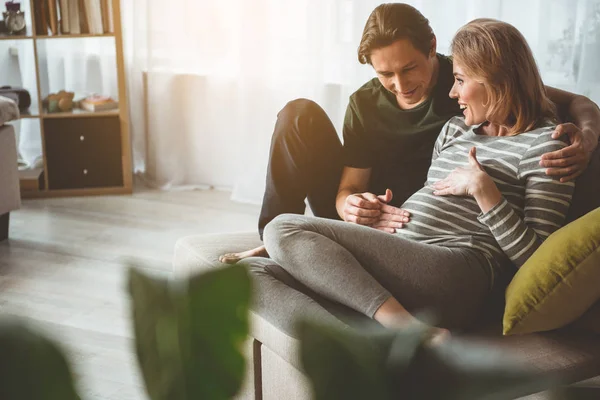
13;1;598;201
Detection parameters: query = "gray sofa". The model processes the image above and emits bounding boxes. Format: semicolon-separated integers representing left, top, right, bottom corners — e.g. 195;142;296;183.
173;231;600;400
0;123;21;241
173;142;600;400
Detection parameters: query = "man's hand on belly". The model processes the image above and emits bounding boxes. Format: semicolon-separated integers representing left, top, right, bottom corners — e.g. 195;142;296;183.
342;189;411;233
342;192;382;226
369;189;411;233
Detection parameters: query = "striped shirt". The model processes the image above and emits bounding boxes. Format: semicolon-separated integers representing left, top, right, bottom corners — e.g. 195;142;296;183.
396;116;575;282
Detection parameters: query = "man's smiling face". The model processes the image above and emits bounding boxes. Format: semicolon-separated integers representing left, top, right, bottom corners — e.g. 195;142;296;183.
370;38;438;110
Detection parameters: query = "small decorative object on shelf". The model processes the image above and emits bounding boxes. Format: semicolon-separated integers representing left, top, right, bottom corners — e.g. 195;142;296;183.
79;94;118;112
44;90;75;113
2;1;26;34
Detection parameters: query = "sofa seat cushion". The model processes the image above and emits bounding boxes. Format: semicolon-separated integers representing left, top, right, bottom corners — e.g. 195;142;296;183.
173;232;600;384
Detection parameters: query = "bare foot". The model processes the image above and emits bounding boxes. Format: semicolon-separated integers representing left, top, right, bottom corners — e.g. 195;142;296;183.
219;245;268;264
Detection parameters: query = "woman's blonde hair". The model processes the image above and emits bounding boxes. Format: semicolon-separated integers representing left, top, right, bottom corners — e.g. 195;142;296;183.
451;19;556;135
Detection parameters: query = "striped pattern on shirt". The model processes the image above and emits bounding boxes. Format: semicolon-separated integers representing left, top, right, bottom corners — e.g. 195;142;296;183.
396;116;575;279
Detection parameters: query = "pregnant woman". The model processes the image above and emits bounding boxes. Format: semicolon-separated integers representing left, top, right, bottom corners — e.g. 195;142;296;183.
262;19;575;341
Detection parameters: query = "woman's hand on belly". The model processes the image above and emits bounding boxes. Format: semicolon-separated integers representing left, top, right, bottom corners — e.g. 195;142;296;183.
431;147;502;212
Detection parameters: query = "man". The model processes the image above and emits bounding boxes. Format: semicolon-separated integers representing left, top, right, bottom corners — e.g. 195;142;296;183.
220;3;600;263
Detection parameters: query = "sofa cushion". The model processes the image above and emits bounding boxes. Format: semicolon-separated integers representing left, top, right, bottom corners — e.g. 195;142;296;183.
173;232;263;278
503;208;600;335
173;232;600;385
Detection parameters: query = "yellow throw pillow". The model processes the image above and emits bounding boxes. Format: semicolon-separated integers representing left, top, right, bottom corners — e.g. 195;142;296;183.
503;207;600;335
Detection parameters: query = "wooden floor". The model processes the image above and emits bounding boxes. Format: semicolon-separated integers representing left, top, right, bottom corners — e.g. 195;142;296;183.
0;188;259;400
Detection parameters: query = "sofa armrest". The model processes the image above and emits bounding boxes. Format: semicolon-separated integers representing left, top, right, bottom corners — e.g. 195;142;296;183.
173;232;262;277
0;124;21;216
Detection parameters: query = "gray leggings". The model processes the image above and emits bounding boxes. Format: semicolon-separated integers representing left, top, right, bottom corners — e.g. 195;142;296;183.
263;214;493;330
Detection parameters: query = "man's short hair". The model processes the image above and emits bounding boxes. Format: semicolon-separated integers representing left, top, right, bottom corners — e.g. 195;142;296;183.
358;3;434;65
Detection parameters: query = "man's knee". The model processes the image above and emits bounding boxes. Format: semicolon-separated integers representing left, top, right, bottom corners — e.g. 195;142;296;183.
278;98;325;122
273;99;330;141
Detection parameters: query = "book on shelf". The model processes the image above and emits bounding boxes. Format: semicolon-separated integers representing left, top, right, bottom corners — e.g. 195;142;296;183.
84;0;103;34
105;0;113;32
100;0;111;33
79;95;118;112
59;0;70;33
47;0;59;35
36;0;49;35
68;0;81;34
34;0;113;36
78;0;90;33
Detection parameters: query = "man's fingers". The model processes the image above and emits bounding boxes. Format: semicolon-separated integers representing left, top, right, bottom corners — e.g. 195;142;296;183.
362;192;379;202
544;165;580;177
541;145;579;160
346;195;381;210
345;205;381;218
377;188;393;203
560;171;583;183
539;155;580;168
380;204;411;217
552;123;578;139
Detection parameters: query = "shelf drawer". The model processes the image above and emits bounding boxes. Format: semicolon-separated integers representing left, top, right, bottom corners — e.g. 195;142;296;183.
44;117;124;190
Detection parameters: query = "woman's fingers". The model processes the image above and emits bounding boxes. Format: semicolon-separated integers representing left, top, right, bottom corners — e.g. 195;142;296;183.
468;147;484;170
372;220;405;229
344;213;380;225
374;227;397;234
433;188;452;196
379;204;411;218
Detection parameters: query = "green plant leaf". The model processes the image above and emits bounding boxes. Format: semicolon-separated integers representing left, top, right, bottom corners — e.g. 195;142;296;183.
0;317;81;400
128;265;251;400
184;265;251;399
387;337;561;400
128;268;187;400
300;318;563;400
299;320;394;400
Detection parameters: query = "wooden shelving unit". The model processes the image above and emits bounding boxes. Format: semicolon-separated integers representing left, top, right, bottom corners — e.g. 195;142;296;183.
4;0;132;199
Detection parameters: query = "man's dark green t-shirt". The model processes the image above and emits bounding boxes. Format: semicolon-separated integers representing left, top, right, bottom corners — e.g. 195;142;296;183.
342;54;461;207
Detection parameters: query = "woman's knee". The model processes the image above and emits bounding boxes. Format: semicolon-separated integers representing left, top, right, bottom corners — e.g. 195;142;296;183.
263;214;309;254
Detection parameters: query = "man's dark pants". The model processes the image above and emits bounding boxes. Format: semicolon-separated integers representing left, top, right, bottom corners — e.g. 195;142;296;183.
258;99;344;239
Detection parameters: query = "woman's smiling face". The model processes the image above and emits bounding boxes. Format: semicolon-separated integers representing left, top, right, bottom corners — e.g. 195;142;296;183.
449;61;489;126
